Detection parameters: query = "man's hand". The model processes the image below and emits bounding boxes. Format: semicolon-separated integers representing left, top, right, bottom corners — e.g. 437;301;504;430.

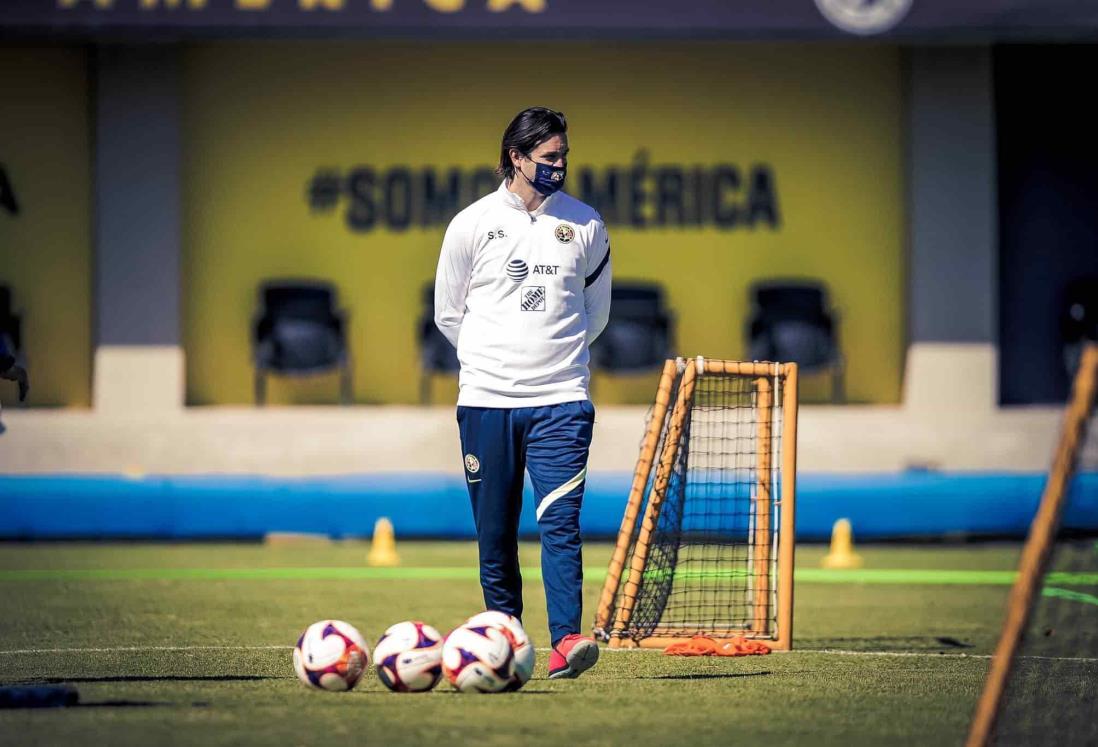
0;354;28;402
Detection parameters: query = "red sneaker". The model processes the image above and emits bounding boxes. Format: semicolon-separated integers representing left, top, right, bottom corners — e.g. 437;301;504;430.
547;634;600;680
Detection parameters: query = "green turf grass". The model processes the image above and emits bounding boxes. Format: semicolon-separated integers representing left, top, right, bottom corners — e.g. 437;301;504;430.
0;541;1094;746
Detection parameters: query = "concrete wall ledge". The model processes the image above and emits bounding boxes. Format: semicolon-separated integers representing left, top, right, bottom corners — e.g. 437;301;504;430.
0;404;1065;476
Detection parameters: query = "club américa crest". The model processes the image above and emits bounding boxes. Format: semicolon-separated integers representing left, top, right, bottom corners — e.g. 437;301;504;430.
464;454;480;473
554;224;575;244
813;0;912;35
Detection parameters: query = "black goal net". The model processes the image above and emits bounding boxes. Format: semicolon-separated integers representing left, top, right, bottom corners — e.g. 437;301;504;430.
992;398;1098;744
969;344;1098;746
595;359;797;649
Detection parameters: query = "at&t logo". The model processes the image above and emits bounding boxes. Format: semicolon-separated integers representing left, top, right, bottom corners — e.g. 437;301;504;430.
506;259;529;282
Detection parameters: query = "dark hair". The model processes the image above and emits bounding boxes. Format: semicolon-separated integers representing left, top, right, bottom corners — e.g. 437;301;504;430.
496;107;568;181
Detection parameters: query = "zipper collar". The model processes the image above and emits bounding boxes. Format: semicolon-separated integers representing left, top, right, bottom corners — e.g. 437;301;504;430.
498;179;558;220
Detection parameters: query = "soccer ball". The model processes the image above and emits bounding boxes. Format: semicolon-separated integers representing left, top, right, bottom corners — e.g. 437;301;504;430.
442;623;515;693
465;610;535;690
372;621;444;693
292;619;370;691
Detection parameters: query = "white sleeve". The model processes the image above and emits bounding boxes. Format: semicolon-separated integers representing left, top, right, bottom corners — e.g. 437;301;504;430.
584;220;612;345
434;218;474;349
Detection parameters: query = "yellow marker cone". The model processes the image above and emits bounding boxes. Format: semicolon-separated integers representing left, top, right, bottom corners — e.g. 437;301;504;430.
821;518;863;569
367;517;400;567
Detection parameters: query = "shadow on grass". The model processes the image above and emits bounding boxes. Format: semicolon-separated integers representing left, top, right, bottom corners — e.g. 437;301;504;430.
423;688;558;696
28;675;278;684
647;671;771;681
0;701;174;710
74;700;176;708
803;636;976;652
2;699;211;710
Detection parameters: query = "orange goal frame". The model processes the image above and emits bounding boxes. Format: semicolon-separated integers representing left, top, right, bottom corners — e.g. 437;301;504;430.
593;358;799;651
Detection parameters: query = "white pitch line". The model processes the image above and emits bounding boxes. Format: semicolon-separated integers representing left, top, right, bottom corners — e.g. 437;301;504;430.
0;645;288;655
539;647;1098;663
795;648;1098;663
0;645;1095;664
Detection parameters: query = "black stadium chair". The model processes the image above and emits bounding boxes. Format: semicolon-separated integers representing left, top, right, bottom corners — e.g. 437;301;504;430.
747;280;844;403
0;285;22;358
252;280;352;405
1061;277;1098;379
0;285;28;410
417;282;460;404
589;282;675;374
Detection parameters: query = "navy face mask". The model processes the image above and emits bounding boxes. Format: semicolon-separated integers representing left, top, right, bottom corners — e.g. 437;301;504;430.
521;156;566;196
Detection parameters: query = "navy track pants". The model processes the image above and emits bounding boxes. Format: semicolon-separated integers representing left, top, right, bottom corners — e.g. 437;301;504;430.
456;399;595;646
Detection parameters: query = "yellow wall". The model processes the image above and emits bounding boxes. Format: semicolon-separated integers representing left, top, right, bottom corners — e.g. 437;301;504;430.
0;46;92;407
182;42;903;405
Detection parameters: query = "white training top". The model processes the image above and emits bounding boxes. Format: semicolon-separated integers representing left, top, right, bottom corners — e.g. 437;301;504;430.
434;180;612;408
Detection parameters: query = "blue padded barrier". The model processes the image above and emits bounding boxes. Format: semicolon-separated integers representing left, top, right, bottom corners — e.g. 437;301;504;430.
0;472;1095;540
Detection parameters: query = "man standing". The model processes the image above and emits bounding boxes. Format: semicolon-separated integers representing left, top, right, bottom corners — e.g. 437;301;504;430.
434;107;611;679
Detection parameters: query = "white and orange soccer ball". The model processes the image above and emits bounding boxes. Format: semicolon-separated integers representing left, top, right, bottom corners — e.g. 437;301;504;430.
442;622;515;693
464;610;535;691
372;621;444;693
292;619;370;691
